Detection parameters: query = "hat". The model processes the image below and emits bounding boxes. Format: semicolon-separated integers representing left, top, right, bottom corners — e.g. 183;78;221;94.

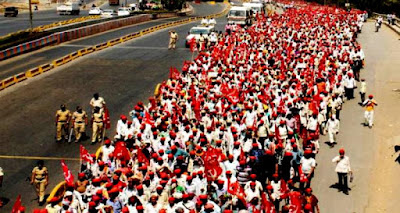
266;185;273;190
171;145;177;150
174;169;181;174
78;172;85;178
250;174;257;179
284;151;293;157
204;203;214;210
305;188;312;193
368;94;373;99
339;148;345;155
158;149;164;153
98;161;105;166
88;201;96;208
120;115;127;120
217;179;224;185
104;139;111;145
49;197;59;203
199;194;208;199
272;173;279;178
121;207;129;213
136;205;144;210
136;184;143;190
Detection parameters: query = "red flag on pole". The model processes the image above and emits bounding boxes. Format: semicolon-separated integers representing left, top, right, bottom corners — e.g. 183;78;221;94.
113;141;131;161
60;160;74;186
11;195;22;213
189;37;197;52
203;147;223;181
227;181;246;205
227;88;239;104
143;111;155;126
137;147;150;166
103;107;111;129
80;145;94;163
169;67;180;80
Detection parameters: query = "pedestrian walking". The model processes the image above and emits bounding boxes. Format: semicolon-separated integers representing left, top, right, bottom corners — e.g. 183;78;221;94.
359;79;366;104
31;160;49;205
332;149;352;195
91;106;104;144
71;106;88;143
324;115;340;147
344;73;356;100
362;95;378;128
168;30;178;50
375;20;380;32
55;104;71;142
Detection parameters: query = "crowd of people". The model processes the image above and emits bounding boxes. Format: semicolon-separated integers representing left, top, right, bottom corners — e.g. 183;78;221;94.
29;0;373;212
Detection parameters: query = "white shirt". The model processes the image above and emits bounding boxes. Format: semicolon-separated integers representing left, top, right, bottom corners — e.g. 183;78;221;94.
300;157;316;174
332;156;351;173
0;167;3;176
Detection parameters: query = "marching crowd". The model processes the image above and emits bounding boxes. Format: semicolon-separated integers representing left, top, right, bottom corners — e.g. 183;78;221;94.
27;1;379;213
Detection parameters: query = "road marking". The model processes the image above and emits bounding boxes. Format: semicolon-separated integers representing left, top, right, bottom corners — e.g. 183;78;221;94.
0;155;80;161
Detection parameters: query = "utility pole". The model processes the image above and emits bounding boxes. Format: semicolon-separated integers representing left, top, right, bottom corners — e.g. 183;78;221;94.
28;0;33;32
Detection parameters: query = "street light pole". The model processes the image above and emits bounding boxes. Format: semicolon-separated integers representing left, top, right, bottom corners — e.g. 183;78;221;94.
28;0;33;32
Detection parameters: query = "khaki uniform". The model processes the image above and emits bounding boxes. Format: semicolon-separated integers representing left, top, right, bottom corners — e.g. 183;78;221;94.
92;112;104;143
56;110;71;141
32;166;48;202
72;110;87;141
169;32;178;49
90;97;106;113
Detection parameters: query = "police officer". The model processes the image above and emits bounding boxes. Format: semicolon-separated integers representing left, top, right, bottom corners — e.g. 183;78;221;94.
90;93;106;114
55;104;71;142
91;106;104;144
72;106;88;143
31;160;48;205
168;30;178;50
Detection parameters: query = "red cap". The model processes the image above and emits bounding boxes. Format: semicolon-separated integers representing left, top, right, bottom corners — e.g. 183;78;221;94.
174;169;181;174
369;94;373;99
120;115;127;120
78;173;85;178
136;205;144;210
121;207;129;213
339;148;345;155
104;139;111;144
171;145;177;150
88;201;96;208
217;179;224;184
136;184;143;190
98;161;105;166
266;185;273;190
305;188;312;193
284;152;293;157
265;150;273;156
199;194;208;199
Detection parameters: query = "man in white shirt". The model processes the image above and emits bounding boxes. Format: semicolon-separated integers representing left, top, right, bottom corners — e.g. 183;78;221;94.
332;148;352;194
300;150;316;189
325;115;340;147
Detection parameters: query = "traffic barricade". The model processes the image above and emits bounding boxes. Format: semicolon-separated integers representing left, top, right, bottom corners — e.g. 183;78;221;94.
26;67;42;77
85;47;95;54
94;42;108;51
70;51;80;60
14;72;27;83
62;55;72;64
78;48;88;56
39;63;53;73
2;76;16;89
53;57;65;67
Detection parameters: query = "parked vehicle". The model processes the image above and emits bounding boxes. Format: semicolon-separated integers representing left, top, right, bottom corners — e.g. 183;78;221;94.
4;7;18;17
185;25;215;47
88;7;102;15
57;2;80;15
117;7;131;16
227;6;252;26
101;9;116;18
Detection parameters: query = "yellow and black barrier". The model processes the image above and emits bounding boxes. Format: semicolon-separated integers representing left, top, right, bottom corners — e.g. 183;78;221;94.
0;4;231;92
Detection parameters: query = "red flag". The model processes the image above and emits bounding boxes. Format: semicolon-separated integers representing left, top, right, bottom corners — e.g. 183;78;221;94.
149;97;157;111
143;111;155;126
189;37;197;52
227;88;239;104
61;160;74;186
169;67;180;80
227;181;246;205
193;99;201;120
137;147;149;166
113;141;131;161
261;192;275;213
80;145;94;163
103;107;111;129
11;195;22;213
288;191;303;213
220;82;230;95
203;147;223;181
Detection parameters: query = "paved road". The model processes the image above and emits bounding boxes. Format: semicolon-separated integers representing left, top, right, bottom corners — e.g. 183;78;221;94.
312;22;400;213
0;0;137;37
0;2;226;211
0;2;226;80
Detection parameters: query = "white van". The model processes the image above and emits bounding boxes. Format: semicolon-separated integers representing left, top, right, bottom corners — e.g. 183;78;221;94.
227;6;252;26
243;2;264;15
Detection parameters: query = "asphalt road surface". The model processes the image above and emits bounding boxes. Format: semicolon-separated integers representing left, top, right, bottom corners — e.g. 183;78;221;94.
312;22;400;213
0;2;227;211
0;2;226;80
0;0;137;37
